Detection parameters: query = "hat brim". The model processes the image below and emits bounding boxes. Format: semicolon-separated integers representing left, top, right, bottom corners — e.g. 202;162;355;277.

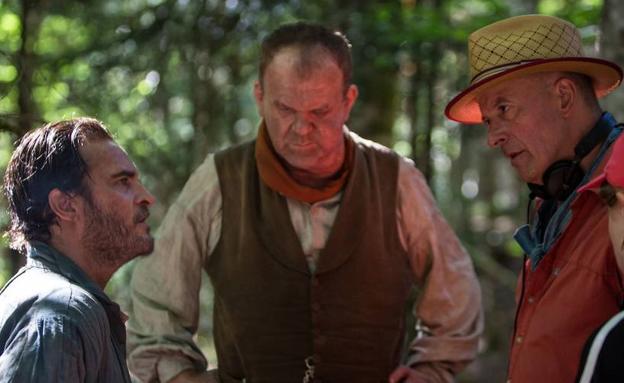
445;57;623;125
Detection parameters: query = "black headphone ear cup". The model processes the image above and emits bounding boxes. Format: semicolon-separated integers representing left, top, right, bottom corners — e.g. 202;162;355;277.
542;160;584;201
528;182;549;200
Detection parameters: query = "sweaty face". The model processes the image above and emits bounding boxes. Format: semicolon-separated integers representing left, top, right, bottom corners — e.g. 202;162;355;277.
79;140;155;266
254;47;357;180
477;73;576;184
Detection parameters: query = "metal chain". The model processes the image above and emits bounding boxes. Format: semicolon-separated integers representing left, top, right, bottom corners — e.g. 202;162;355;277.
302;356;315;383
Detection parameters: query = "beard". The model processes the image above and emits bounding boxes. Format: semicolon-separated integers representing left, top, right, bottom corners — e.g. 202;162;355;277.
81;198;154;268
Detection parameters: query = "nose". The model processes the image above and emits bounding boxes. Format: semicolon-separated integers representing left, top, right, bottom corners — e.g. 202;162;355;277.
293;112;314;135
136;182;156;206
486;122;508;148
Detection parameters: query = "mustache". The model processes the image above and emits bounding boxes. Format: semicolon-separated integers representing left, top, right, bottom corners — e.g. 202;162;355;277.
134;205;150;223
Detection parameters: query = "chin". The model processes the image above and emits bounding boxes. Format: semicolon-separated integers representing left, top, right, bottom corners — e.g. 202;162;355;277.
131;236;155;257
140;238;155;255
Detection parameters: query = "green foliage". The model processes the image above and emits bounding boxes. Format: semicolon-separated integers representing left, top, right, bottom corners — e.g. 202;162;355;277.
0;1;610;381
540;0;602;26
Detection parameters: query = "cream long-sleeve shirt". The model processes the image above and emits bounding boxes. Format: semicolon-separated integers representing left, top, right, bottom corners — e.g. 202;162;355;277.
127;148;483;383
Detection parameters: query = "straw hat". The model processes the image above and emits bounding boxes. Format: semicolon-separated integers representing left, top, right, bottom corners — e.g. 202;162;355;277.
445;14;623;124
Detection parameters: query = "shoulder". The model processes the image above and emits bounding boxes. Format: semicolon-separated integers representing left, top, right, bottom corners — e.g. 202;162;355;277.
214;139;255;161
171;151;223;219
0;268;108;333
349;130;398;159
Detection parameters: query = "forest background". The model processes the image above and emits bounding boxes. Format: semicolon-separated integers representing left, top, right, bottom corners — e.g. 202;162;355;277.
0;0;623;381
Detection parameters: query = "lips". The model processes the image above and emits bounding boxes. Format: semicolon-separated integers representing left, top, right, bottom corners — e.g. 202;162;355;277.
134;206;150;224
500;147;526;168
292;142;315;149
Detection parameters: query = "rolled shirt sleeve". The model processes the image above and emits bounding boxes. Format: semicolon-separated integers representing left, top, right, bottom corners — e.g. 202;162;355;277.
396;159;484;382
127;154;222;382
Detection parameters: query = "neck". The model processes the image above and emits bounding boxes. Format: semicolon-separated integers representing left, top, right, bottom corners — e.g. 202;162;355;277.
49;234;113;288
286;164;343;188
579;110;608;172
282;144;346;189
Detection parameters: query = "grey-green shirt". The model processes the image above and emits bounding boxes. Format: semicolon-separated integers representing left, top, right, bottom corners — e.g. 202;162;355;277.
0;242;131;383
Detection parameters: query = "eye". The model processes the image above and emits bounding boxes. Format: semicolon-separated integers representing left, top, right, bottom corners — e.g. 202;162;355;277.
118;177;131;187
276;103;293;114
312;107;329;118
498;104;510;114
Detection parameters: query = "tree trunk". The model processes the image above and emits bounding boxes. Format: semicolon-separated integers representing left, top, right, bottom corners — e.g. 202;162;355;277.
599;0;624;121
407;45;423;166
416;0;444;183
17;0;40;134
8;0;43;276
420;42;441;183
509;0;539;14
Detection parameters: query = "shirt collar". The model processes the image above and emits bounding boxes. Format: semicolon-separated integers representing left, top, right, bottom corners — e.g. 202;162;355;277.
25;241;115;308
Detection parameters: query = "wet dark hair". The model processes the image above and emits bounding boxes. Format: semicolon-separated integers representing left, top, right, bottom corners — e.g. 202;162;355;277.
3;117;112;250
259;21;353;93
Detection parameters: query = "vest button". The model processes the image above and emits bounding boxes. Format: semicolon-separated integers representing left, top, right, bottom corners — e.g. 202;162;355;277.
312;303;321;313
311;277;320;287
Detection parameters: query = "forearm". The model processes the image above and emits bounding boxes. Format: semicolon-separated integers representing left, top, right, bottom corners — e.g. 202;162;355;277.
397;159;483;377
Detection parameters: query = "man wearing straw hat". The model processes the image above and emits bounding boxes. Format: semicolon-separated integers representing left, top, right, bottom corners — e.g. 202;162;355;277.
446;14;623;383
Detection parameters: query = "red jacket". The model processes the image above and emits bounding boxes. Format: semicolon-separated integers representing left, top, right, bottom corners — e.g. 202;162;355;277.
507;191;624;383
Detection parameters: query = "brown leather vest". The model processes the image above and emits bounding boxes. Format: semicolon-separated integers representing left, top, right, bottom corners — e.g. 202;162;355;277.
209;138;413;383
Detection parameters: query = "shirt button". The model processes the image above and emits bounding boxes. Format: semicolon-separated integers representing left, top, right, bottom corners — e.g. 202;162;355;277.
527;297;535;304
516;336;523;343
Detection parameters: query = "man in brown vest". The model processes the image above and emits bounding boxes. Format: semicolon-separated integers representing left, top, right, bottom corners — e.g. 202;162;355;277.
128;22;482;383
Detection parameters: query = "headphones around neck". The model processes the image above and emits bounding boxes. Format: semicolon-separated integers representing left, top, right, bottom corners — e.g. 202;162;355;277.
527;113;613;201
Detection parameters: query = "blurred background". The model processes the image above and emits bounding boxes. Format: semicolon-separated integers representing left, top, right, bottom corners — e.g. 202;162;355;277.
0;0;623;381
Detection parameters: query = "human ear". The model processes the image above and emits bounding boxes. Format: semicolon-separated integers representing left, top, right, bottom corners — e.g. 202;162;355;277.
253;80;264;118
343;84;359;120
553;77;576;117
48;189;79;223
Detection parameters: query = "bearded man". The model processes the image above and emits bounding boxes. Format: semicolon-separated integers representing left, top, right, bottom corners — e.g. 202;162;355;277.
0;117;156;382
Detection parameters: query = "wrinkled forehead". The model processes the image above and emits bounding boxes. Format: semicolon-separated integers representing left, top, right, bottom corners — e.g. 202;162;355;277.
265;45;342;81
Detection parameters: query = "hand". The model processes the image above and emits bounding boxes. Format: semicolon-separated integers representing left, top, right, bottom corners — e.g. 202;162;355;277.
388;365;429;383
168;369;219;383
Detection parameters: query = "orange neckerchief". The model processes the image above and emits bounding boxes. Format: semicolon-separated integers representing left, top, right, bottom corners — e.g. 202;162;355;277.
255;123;354;204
